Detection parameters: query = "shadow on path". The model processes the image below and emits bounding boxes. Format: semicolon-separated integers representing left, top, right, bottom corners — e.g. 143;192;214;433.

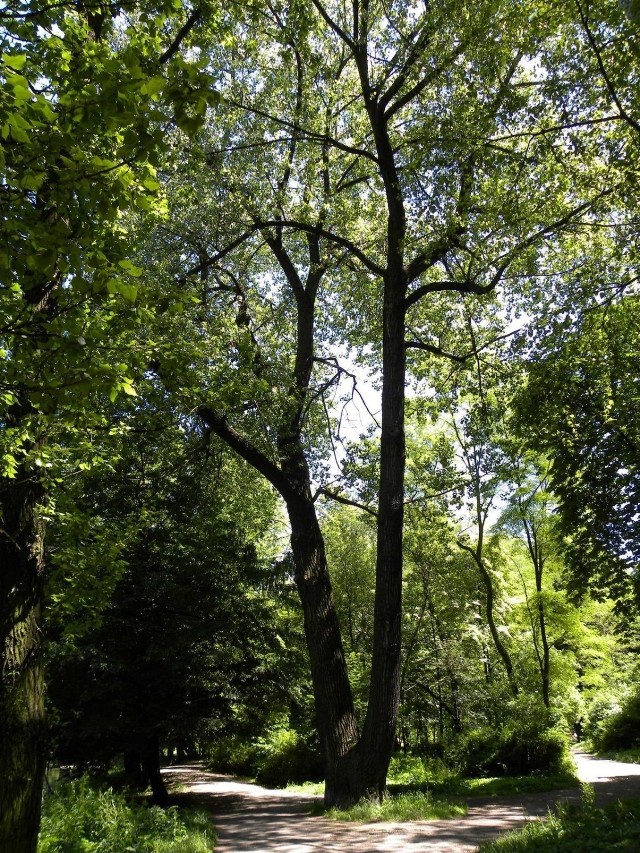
163;752;640;853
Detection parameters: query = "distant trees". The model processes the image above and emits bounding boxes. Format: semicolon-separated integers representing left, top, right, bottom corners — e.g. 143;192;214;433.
47;421;302;805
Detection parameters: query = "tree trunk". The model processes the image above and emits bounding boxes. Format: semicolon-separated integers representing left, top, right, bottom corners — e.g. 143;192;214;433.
140;735;169;807
0;473;46;853
285;478;363;806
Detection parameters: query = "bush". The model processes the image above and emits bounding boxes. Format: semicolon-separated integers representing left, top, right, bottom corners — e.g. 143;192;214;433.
584;692;624;748
39;778;211;853
388;752;456;788
206;728;323;787
597;691;640;752
449;725;572;778
206;735;258;777
478;797;640;852
254;728;323;788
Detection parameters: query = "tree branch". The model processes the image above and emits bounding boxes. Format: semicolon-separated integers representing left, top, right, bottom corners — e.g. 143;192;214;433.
159;7;203;65
253;219;384;276
575;0;640;137
198;406;293;499
316;486;378;517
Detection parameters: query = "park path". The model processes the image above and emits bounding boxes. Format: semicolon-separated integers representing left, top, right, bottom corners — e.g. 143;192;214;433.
163;751;640;853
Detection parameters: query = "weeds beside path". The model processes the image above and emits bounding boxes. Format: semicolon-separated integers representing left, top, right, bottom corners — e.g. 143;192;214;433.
163;752;640;853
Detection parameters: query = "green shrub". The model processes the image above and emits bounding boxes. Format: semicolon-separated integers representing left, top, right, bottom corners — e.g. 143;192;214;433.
478;797;640;852
388;752;456;788
254;728;323;788
597;691;640;752
206;734;258;776
39;778;211;853
206;728;323;787
584;692;624;749
449;725;572;778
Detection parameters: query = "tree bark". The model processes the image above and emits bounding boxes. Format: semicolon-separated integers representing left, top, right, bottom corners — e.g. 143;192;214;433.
141;735;169;807
0;471;46;853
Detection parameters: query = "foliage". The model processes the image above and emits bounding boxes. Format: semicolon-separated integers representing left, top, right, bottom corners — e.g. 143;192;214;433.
254;728;323;788
513;296;640;612
46;424;301;770
592;690;640;752
449;723;573;779
478;797;640;853
207;724;323;788
38;778;212;853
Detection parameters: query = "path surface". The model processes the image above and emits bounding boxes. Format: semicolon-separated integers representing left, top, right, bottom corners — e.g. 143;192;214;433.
163;751;640;853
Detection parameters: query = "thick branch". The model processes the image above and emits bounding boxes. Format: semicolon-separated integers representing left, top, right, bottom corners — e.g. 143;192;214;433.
405;188;615;308
310;0;356;50
575;0;640;137
159;7;202;65
254;219;384;276
198;406;293;499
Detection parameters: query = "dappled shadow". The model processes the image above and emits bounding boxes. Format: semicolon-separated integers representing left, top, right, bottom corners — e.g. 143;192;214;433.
161;758;640;853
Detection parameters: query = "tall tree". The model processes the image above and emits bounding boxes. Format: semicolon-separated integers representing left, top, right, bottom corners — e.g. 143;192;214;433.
158;0;620;804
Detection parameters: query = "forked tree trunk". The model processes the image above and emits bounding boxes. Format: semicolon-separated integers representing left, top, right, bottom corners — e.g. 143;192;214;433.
0;473;46;853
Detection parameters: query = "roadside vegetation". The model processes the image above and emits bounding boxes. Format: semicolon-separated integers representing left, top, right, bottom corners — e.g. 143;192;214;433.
38;778;213;853
478;793;640;853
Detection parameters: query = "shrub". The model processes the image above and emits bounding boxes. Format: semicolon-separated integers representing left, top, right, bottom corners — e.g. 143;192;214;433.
584;691;624;749
39;777;211;853
206;735;258;777
449;725;572;778
254;728;323;788
597;691;640;752
206;728;323;787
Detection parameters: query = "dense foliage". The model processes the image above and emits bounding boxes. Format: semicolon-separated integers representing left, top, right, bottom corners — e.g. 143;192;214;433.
38;779;212;853
2;0;640;847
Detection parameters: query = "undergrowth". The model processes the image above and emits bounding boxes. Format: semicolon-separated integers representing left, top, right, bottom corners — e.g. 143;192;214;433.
39;778;213;853
477;795;640;852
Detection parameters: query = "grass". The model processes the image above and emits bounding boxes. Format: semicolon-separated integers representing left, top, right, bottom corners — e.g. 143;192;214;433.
39;777;214;853
385;752;578;798
285;781;325;795
287;752;579;821
477;796;640;852
316;791;467;822
597;747;640;764
431;770;579;798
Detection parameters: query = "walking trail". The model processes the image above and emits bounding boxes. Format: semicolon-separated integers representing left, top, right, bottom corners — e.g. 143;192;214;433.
163;751;640;853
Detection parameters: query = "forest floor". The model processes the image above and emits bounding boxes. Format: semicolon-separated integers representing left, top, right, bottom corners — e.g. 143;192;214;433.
163;750;640;853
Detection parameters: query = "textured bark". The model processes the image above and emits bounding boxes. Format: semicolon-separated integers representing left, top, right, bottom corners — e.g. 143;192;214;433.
0;473;46;853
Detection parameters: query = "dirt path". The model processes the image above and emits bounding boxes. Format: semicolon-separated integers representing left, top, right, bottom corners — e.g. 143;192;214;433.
163;751;640;853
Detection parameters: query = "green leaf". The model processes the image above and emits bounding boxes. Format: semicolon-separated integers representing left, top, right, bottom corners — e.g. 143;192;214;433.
3;54;27;70
117;259;143;277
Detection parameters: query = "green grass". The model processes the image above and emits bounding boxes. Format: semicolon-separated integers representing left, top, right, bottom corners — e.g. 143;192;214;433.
597;748;640;764
318;791;467;822
477;797;640;852
385;752;578;798
285;780;325;795
39;777;214;853
435;770;579;797
286;752;579;810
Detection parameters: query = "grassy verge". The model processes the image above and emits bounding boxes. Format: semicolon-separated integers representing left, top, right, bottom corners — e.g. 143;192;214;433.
286;752;579;816
314;791;467;822
477;796;640;852
39;777;214;853
597;748;640;764
429;770;579;798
